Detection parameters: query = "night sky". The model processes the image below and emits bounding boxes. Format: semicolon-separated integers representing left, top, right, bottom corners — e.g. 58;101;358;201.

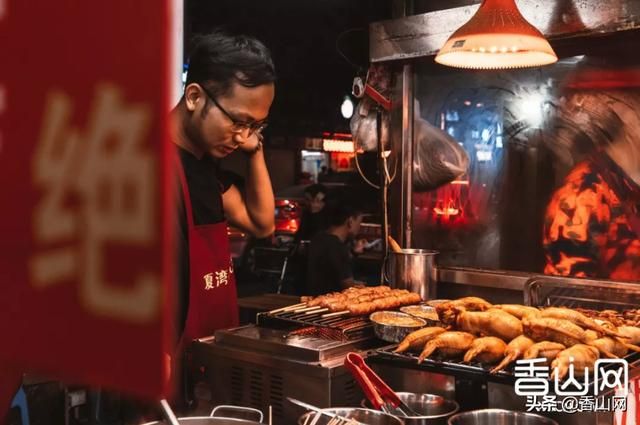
185;0;392;136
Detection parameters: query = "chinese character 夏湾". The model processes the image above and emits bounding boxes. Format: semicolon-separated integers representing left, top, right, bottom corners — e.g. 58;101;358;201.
204;273;214;290
515;358;550;396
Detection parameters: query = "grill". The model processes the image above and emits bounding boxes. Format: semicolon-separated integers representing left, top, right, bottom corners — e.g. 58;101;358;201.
257;305;373;341
372;277;640;386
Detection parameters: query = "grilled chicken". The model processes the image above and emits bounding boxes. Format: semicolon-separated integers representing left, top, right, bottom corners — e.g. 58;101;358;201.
418;331;475;363
539;307;623;338
551;344;599;380
589;337;630;358
463;336;507;364
436;297;492;325
494;305;540;319
394;327;446;353
523;341;566;364
456;310;523;341
618;326;640;345
522;316;589;347
491;335;535;373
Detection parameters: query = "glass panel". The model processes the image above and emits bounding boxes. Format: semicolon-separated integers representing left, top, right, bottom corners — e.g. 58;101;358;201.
412;35;640;280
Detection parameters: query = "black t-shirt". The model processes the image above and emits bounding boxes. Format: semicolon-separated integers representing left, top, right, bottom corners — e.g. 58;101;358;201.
306;232;353;296
295;210;328;242
175;145;233;341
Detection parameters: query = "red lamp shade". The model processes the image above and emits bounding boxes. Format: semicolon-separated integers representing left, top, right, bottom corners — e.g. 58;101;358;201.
435;0;557;69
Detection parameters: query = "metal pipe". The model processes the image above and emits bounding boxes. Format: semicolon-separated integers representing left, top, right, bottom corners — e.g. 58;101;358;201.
401;64;414;248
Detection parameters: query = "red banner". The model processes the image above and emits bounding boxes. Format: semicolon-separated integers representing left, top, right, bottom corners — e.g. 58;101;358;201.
0;1;172;399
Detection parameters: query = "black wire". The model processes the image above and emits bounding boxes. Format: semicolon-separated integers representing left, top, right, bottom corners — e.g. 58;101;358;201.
335;27;367;73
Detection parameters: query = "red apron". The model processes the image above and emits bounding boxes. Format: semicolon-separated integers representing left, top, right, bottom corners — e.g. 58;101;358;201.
175;153;239;345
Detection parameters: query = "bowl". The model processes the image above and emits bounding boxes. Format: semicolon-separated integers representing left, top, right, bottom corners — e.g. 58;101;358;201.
399;305;441;326
370;311;427;343
362;392;459;425
447;409;558;425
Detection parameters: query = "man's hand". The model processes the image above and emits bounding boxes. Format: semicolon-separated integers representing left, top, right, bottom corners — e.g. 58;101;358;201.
237;133;263;155
353;238;368;255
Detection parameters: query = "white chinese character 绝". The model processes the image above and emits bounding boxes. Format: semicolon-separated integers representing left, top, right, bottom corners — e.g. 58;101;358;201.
594;359;628;396
554;356;591;396
30;85;159;324
515;358;550;396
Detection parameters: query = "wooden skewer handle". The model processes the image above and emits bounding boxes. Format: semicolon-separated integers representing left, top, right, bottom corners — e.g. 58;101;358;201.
268;302;306;314
294;305;324;313
321;310;349;318
306;308;329;315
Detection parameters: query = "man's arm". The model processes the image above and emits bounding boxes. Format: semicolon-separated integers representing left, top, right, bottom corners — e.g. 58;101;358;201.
222;148;275;238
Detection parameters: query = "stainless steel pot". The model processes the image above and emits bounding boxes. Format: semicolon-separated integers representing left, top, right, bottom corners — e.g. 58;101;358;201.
362;392;459;425
297;408;404;425
387;249;438;300
447;409;558;425
141;405;264;425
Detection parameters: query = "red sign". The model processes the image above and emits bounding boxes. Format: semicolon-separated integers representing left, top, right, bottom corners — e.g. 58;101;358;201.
0;1;173;399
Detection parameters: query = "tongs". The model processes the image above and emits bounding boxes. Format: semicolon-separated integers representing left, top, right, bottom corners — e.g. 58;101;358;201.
344;352;419;417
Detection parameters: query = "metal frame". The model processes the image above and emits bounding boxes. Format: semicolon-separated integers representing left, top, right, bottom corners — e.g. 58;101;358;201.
373;0;640;282
370;0;640;63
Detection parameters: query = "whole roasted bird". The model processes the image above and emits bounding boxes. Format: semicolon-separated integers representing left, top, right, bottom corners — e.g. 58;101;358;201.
522;316;590;347
539;307;623;338
491;335;535;373
494;305;540;319
436;297;492;325
418;331;475;363
618;326;640;345
456;309;523;341
463;336;507;364
551;344;599;381
394;327;446;353
523;341;566;364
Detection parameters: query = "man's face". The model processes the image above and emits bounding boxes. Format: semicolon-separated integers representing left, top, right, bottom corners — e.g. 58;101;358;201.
186;81;275;158
347;214;363;237
307;192;326;214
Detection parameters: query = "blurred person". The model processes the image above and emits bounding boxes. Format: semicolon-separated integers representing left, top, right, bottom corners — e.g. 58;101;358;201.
295;183;329;242
306;200;368;295
543;58;640;281
168;31;276;403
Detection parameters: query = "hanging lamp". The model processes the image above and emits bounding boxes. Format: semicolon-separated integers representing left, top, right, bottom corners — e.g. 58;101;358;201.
435;0;558;69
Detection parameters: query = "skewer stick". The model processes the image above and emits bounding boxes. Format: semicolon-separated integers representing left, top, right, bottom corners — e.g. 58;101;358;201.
306;308;329;315
321;310;349;318
268;302;306;314
294;305;324;313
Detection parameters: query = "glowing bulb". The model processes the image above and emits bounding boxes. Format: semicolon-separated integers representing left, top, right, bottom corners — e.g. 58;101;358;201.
341;96;354;119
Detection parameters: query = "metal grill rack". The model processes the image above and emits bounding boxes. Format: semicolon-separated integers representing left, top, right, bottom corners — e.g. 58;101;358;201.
257;307;373;341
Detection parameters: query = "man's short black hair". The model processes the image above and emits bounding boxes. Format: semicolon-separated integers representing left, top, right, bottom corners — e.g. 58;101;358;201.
185;31;276;99
326;198;363;227
304;183;327;198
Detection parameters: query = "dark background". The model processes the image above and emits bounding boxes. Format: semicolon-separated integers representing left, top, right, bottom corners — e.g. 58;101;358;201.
185;0;392;136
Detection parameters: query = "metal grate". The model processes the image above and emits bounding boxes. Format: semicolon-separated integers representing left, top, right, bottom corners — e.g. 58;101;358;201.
257;309;372;340
269;374;284;420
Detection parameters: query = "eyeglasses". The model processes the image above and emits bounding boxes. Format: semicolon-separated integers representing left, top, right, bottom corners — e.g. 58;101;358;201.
199;84;268;137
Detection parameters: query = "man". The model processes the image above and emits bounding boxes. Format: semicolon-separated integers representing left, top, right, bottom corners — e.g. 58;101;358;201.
295;183;328;242
306;201;367;295
169;31;276;345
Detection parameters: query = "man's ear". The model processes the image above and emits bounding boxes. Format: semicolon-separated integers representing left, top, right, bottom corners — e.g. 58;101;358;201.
184;83;203;112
